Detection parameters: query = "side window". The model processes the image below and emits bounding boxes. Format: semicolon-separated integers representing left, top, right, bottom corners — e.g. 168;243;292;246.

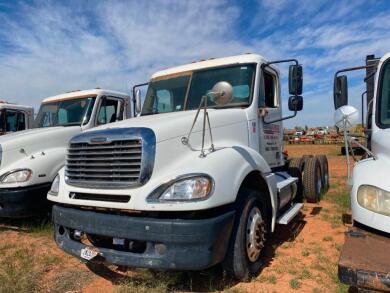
16;112;26;130
262;71;277;108
5;110;17;132
97;98;122;125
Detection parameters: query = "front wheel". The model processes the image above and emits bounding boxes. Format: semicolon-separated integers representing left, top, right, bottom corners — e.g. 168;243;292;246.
223;189;267;280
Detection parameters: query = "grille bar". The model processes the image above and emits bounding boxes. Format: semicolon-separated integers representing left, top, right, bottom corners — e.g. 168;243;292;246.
67;156;141;162
67;150;141;156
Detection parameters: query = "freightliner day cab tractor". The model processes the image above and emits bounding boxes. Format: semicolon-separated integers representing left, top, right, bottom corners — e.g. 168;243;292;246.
49;54;328;280
334;54;390;292
0;101;34;135
0;89;131;218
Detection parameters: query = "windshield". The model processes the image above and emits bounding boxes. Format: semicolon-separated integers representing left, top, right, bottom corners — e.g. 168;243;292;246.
141;64;256;115
34;96;96;128
378;60;390;127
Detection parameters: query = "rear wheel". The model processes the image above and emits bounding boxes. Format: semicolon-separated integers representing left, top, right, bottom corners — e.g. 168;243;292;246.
316;155;329;191
223;189;267;280
302;157;322;203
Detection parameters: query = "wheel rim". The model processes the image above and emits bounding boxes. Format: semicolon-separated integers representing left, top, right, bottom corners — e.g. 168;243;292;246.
246;207;265;262
324;174;329;187
316;167;322;195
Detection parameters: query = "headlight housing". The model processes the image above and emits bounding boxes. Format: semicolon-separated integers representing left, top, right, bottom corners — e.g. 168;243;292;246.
148;174;214;202
48;174;60;196
0;169;32;184
357;185;390;217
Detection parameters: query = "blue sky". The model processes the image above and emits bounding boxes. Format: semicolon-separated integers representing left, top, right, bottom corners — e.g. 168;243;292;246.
1;0;390;127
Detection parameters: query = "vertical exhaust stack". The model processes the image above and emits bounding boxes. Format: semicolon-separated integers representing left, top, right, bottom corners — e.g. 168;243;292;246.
365;55;378;108
365;55;380;148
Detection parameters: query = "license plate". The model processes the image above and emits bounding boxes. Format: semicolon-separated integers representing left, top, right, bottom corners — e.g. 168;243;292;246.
113;237;125;245
80;247;98;260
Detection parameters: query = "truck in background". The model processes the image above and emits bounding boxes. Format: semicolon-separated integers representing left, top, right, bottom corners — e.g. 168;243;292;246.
0;101;34;135
49;54;328;280
0;89;132;218
333;54;390;292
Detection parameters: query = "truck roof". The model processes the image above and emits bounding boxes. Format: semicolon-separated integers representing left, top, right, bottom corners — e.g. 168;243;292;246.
0;101;33;111
42;89;130;104
151;53;273;79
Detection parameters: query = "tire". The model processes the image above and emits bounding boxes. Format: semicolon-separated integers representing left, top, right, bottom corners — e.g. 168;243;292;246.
316;155;329;191
302;157;322;203
302;154;313;162
223;189;267;280
288;157;305;202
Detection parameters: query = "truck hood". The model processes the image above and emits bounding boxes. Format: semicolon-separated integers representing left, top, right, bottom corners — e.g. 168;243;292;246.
0;126;81;153
89;109;248;143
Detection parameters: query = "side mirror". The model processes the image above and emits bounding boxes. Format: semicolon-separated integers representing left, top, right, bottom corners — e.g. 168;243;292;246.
288;65;303;95
135;89;142;114
288;96;303;111
333;75;348;109
334;105;359;130
208;81;233;106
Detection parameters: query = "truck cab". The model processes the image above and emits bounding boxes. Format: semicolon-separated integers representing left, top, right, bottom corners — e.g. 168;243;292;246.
0;102;34;135
0;89;131;218
333;54;390;292
49;54;326;280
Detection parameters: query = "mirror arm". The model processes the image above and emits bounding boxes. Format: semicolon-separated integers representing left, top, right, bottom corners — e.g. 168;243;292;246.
132;82;149;116
262;110;297;125
262;58;299;68
334;64;377;81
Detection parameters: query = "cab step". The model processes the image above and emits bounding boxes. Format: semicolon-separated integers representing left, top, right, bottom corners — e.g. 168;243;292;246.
277;203;303;225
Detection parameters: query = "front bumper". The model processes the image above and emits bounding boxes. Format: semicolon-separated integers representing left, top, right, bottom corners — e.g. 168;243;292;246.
53;205;235;270
338;226;390;292
0;183;52;217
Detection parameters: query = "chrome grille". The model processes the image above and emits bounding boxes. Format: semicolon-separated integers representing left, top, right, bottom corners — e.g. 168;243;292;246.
66;139;142;187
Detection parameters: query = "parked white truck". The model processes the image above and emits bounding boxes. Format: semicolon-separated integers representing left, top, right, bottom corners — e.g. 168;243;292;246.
49;54;328;279
0;89;131;217
334;54;390;291
0;101;34;135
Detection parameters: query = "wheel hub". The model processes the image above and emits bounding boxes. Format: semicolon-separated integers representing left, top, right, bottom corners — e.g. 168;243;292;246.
246;207;265;262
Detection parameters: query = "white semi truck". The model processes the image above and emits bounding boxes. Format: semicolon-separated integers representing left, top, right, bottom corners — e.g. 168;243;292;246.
49;54;328;280
0;89;131;217
334;54;390;292
0;101;34;135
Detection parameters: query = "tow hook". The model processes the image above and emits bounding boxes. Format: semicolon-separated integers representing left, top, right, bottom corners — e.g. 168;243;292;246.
73;229;84;240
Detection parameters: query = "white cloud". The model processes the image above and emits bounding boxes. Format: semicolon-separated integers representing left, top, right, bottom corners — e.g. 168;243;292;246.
0;0;389;127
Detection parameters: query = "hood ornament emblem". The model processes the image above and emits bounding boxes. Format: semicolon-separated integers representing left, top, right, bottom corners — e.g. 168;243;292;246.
89;137;110;145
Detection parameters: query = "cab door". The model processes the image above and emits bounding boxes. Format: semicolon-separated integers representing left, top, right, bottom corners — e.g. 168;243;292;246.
257;68;284;168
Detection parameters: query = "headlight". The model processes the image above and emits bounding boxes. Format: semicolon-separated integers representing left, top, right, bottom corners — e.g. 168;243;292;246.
357;185;390;217
148;174;214;202
49;174;60;196
0;169;32;184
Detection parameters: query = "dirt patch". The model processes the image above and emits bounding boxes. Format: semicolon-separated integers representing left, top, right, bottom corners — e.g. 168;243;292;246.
0;145;351;293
